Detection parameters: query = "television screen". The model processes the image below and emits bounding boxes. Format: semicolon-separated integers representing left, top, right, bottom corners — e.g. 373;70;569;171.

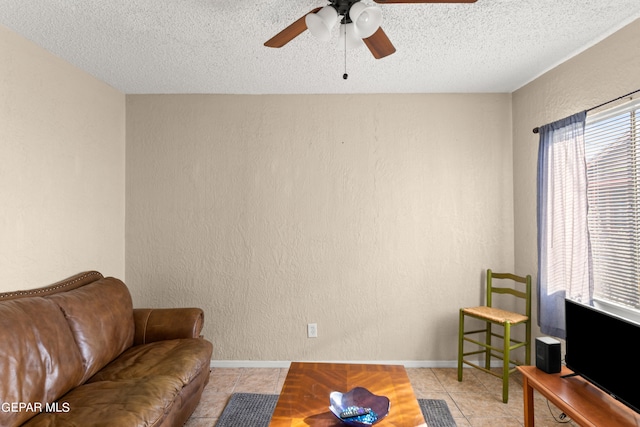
565;298;640;414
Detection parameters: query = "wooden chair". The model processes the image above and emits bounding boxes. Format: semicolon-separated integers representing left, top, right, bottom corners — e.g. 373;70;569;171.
457;269;532;403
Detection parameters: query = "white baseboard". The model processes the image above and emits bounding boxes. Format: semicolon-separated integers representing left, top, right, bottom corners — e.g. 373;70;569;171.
209;360;464;369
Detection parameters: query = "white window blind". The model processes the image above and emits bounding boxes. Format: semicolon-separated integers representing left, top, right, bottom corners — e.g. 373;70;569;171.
585;99;640;310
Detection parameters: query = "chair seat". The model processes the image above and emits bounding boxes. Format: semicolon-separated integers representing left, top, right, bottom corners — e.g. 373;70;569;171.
462;306;528;325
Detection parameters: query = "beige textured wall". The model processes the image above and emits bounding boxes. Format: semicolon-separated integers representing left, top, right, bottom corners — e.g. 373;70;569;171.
513;19;640;337
0;25;126;290
126;93;514;362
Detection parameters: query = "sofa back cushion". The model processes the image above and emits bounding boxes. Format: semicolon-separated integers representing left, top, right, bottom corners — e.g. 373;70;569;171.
48;277;135;383
0;297;85;427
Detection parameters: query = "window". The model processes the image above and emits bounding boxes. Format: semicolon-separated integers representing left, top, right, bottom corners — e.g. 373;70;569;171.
585;99;640;314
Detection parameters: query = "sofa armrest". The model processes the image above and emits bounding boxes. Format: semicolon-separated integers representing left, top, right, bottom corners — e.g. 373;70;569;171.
133;308;205;345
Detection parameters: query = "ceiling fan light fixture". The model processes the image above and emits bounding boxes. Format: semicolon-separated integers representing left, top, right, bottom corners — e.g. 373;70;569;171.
305;6;339;42
349;2;382;39
339;23;365;49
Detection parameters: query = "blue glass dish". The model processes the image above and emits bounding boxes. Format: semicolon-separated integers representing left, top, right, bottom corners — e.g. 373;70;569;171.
329;387;390;426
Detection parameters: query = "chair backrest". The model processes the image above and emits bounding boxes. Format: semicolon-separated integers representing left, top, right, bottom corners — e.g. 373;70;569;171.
486;269;532;318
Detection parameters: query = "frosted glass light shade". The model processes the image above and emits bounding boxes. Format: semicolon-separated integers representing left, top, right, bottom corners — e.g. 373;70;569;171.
349;2;382;39
305;6;339;42
339;23;364;49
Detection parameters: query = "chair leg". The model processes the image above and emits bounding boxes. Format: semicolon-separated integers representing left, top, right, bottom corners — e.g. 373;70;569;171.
525;319;531;365
457;310;464;382
502;322;511;403
485;322;492;371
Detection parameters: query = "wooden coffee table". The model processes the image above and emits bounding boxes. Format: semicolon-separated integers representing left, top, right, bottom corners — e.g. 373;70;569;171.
269;362;427;427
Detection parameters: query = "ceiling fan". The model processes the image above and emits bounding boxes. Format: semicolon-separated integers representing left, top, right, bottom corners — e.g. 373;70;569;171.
264;0;477;59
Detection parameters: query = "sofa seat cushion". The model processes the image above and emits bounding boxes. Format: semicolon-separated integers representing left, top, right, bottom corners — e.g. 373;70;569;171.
23;339;213;427
22;376;185;427
88;338;213;385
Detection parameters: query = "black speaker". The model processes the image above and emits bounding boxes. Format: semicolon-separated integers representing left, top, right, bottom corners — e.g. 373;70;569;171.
536;336;561;374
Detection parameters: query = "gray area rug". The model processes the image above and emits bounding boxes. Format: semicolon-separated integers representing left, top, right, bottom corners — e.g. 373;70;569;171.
215;393;279;427
418;398;457;427
215;392;456;427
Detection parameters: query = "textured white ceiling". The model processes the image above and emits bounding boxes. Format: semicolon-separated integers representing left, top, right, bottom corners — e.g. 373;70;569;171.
1;0;639;94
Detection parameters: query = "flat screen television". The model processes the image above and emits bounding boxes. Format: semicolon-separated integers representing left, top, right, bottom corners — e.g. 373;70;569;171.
565;298;640;413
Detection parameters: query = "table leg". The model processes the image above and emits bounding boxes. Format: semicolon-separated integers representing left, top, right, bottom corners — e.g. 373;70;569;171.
522;375;535;427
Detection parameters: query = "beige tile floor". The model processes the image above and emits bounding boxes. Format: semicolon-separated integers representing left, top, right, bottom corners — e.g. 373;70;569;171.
185;366;578;427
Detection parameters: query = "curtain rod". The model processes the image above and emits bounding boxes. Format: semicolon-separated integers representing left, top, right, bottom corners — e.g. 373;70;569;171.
532;89;640;134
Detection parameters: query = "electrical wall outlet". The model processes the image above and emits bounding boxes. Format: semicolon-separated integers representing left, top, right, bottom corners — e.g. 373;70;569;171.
307;323;318;338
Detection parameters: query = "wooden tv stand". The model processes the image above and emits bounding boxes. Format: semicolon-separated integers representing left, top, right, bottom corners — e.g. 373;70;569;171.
517;366;640;427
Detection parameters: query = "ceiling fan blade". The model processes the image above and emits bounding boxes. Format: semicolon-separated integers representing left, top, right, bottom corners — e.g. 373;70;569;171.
363;27;396;59
264;7;322;48
374;0;476;3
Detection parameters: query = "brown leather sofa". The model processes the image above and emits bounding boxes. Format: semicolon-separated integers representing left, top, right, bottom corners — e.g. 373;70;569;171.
0;271;213;427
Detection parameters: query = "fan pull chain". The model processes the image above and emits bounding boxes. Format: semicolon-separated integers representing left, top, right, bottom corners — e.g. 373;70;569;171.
343;24;348;80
